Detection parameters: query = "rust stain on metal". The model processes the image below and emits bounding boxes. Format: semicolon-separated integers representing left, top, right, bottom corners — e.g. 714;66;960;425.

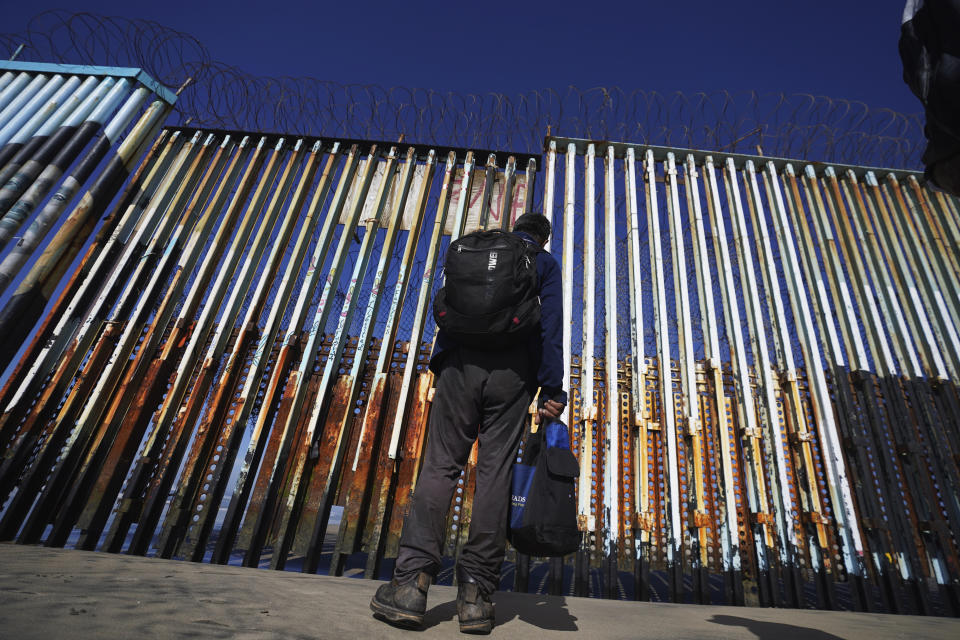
290;375;353;556
331;373;388;572
385;371;434;557
360;371;407;578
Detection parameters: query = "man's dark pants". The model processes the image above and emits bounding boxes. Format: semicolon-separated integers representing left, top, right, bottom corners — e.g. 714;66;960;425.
393;345;535;596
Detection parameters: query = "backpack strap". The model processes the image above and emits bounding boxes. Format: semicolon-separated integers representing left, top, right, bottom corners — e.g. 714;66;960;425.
513;231;544;253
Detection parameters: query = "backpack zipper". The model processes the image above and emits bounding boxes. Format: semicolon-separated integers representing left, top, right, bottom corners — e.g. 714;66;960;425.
454;243;511;253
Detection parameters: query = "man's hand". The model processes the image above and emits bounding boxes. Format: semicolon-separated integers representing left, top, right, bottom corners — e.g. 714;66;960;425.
537;399;564;424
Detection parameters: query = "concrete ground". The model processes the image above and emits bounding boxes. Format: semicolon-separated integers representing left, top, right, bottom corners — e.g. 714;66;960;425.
0;543;957;639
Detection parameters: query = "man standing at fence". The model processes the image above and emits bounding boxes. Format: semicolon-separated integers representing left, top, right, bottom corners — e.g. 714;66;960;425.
370;212;566;634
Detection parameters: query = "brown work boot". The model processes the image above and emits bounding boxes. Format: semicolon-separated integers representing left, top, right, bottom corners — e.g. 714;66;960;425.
370;571;431;629
456;578;495;634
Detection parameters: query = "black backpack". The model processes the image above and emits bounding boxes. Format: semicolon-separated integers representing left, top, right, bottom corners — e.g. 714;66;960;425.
433;230;540;349
508;420;581;557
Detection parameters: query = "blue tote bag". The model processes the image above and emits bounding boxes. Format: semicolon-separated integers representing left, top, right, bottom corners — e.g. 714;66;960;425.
508;420;580;556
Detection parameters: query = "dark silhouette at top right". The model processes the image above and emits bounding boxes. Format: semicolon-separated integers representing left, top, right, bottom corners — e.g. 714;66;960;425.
900;0;960;196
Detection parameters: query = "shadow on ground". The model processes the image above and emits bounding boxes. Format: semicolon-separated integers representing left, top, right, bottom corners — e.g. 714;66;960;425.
710;614;845;639
422;593;578;632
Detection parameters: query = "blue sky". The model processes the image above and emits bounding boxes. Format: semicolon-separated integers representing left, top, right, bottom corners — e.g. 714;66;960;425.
5;1;920;115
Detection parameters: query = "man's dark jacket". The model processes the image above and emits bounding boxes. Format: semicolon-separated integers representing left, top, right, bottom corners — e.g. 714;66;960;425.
429;230;567;407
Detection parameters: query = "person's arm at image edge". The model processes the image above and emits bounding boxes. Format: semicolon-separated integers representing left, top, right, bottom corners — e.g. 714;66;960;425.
536;252;566;423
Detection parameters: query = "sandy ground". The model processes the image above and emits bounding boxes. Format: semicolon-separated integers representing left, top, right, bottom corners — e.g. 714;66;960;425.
0;543;957;639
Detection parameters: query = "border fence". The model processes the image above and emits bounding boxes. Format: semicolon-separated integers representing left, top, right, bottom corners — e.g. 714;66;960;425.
541;138;960;613
0;51;958;617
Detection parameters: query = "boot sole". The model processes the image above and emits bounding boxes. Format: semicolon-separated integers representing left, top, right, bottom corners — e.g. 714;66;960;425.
459;618;494;634
370;598;424;629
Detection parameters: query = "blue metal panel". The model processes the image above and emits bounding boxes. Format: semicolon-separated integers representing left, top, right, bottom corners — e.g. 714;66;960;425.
0;60;176;105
